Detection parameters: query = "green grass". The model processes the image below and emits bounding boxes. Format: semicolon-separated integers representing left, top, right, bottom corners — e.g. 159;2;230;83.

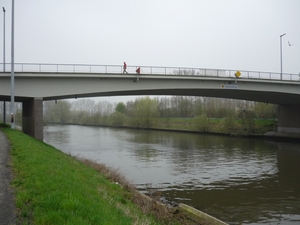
2;127;167;225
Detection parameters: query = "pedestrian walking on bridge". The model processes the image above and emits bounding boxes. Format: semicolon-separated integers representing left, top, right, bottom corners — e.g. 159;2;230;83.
136;67;140;75
123;62;128;74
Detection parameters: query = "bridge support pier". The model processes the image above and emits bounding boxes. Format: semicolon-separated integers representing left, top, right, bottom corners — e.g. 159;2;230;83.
22;98;43;141
278;104;300;134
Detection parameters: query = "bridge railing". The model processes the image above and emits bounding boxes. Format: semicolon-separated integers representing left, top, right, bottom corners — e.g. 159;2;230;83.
0;63;299;81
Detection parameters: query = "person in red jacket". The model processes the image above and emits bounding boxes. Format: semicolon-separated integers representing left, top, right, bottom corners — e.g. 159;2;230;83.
136;67;140;75
123;62;128;74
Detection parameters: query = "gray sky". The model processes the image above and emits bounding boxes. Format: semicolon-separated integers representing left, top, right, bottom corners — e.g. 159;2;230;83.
1;0;300;103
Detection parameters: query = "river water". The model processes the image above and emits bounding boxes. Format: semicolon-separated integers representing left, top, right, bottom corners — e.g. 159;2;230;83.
44;124;300;225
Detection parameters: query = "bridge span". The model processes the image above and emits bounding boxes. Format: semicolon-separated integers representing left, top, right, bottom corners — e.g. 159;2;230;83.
1;63;300;140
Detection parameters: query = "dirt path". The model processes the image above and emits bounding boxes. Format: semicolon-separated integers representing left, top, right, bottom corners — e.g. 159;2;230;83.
0;131;16;224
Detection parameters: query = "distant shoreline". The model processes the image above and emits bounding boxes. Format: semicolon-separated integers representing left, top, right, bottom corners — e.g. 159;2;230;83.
45;122;300;143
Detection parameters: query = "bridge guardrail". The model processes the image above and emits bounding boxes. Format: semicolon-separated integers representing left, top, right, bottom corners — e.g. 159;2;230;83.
0;63;299;81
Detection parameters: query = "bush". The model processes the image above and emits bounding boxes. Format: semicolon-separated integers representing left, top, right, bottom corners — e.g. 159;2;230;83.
194;114;209;132
241;118;255;133
109;112;127;126
221;115;237;135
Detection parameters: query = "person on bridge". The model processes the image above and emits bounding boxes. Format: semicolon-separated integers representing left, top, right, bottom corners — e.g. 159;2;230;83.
123;62;128;74
136;67;140;75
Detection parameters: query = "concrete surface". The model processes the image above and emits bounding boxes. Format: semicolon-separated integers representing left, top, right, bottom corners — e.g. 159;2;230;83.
179;203;229;225
0;131;16;225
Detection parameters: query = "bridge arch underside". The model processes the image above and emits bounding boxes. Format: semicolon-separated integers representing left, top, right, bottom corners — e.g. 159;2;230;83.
1;75;300;138
43;88;300;105
1;88;300;105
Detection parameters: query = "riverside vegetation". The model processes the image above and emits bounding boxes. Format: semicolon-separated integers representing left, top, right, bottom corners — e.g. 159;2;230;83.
5;96;277;136
1;125;204;225
42;96;277;136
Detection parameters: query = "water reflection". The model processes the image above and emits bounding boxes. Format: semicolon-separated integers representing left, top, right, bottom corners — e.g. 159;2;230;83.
44;125;300;225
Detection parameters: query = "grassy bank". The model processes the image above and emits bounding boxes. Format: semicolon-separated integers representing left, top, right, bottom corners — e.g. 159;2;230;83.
136;117;276;135
2;127;197;225
62;117;276;136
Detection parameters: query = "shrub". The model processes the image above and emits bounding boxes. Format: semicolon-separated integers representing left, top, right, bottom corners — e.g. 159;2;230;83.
194;114;209;132
221;115;237;135
109;112;126;126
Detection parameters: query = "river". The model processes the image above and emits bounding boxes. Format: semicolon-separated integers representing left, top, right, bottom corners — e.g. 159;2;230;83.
44;124;300;225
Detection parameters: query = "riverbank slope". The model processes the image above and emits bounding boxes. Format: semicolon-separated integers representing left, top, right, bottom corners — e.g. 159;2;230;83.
2;126;215;225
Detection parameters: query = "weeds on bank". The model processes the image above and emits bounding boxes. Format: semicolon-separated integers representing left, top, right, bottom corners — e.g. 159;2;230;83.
77;158;199;225
2;128;199;225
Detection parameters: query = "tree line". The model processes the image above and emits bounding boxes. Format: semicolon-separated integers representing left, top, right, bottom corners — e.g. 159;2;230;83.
42;96;277;128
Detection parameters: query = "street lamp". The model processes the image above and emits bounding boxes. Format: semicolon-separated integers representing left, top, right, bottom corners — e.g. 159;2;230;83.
280;33;286;80
2;7;5;72
2;7;6;124
11;0;15;129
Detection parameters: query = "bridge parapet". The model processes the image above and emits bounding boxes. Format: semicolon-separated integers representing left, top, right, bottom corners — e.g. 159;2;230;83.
0;63;299;81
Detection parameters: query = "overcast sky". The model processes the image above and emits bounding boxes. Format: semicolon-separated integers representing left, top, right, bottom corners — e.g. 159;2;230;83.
1;0;300;102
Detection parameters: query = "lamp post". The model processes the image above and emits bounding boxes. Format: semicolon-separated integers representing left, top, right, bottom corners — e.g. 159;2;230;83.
2;7;5;72
11;0;15;129
2;7;5;124
280;33;286;80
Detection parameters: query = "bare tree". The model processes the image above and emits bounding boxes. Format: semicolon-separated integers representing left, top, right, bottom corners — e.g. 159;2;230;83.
52;100;71;123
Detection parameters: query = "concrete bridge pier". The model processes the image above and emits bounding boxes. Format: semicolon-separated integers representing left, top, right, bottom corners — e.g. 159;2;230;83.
22;98;43;141
278;104;300;134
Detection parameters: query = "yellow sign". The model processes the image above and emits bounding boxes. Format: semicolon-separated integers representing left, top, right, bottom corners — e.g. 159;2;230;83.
235;71;241;77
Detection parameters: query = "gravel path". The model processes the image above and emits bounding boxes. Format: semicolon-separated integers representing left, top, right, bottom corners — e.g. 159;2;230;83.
0;131;16;225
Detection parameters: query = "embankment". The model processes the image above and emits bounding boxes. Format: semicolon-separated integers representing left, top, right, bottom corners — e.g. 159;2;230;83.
1;126;228;225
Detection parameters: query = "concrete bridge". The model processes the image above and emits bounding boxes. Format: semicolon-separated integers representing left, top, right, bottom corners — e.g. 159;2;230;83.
1;63;300;140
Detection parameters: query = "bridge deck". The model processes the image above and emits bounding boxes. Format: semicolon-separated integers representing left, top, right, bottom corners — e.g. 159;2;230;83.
1;63;299;81
1;63;300;105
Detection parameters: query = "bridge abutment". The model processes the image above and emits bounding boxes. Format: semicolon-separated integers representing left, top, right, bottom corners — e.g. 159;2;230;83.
22;98;43;141
278;104;300;134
